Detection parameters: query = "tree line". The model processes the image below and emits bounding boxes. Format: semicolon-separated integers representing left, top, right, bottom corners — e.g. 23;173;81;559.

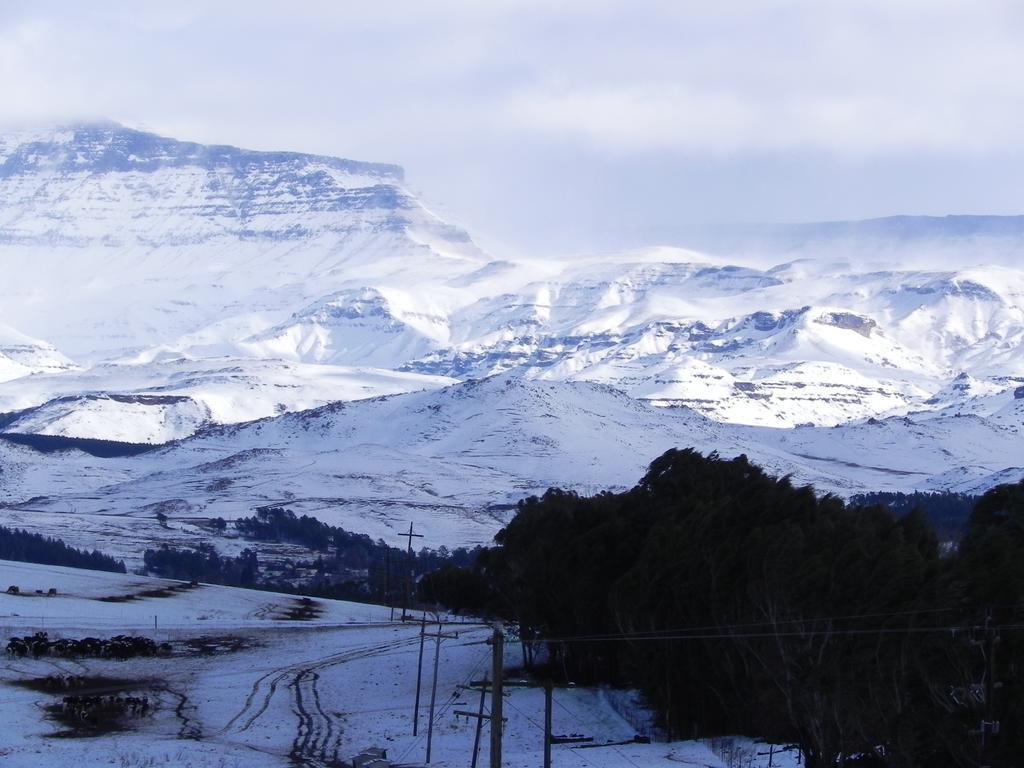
143;509;482;604
849;490;977;541
0;525;126;573
419;449;1024;767
227;506;479;570
142;543;258;586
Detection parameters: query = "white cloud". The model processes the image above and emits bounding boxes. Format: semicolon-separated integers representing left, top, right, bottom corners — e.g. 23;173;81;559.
1;1;1024;251
501;82;1009;156
3;1;1024;158
495;2;1024;157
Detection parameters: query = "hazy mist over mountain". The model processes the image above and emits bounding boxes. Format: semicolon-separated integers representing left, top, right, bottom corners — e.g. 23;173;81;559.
3;1;1024;257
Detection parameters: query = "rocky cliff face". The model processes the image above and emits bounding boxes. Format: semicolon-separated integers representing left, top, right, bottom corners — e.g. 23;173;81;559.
0;123;486;360
0;122;406;245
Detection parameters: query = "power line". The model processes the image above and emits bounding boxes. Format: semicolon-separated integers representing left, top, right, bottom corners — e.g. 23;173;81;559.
548;694;643;768
395;647;492;765
501;682;643;768
538;620;1024;645
503;690;616;768
534;604;1012;645
503;694;545;733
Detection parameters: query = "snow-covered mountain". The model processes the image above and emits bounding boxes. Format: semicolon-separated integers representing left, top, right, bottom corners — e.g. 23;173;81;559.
0;122;488;363
0;323;76;383
0;122;1023;545
1;375;1020;557
1;125;1023;434
0;359;454;444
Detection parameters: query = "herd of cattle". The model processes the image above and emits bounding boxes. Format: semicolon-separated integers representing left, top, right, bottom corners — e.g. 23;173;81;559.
6;585;58;596
6;632;172;660
54;693;151;728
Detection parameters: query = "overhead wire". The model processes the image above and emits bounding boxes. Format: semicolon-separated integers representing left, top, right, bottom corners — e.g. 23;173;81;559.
501;695;612;768
499;696;610;768
394;644;492;765
549;691;644;768
532;603;1016;645
538;620;1024;645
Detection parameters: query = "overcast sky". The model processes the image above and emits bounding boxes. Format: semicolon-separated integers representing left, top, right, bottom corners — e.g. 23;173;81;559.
2;1;1024;257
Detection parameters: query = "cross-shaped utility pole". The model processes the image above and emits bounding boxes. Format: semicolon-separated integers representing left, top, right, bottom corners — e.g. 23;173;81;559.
401;522;423;620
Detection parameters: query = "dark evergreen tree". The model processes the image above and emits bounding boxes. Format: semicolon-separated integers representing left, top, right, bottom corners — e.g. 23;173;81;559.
0;526;126;573
443;449;1024;767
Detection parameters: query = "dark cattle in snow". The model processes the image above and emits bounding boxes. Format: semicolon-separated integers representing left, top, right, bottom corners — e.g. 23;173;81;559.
6;638;28;657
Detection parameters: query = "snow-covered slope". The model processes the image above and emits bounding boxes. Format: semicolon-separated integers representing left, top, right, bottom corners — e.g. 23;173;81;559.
3;124;1024;435
0;323;75;383
1;121;1023;536
0;558;792;768
0;357;454;443
397;255;1024;427
0;122;488;363
2;394;210;445
2;376;1020;560
0;376;722;549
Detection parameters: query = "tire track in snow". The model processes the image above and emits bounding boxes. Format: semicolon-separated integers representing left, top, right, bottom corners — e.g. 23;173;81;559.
220;632;420;764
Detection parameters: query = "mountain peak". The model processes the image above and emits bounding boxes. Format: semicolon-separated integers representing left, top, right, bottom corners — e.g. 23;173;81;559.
0;123;487;359
0;119;424;251
0;121;404;181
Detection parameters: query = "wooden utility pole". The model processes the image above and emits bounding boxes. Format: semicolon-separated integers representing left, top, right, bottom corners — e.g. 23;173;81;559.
413;613;427;735
455;631;505;768
425;624;459;763
384;548;393;621
401;522;423;619
544;679;553;768
980;608;1000;762
471;675;488;768
454;676;490;768
490;628;504;768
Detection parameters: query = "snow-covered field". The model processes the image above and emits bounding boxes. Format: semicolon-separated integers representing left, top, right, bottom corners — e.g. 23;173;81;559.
0;559;797;768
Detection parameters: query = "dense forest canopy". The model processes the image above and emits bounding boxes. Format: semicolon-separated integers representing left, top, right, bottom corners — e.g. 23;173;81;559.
0;525;125;573
848;490;978;541
421;449;1024;768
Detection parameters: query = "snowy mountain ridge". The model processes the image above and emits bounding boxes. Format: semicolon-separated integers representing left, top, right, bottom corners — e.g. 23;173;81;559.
0;122;1021;529
0;122;488;362
0;323;76;383
1;374;1020;557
